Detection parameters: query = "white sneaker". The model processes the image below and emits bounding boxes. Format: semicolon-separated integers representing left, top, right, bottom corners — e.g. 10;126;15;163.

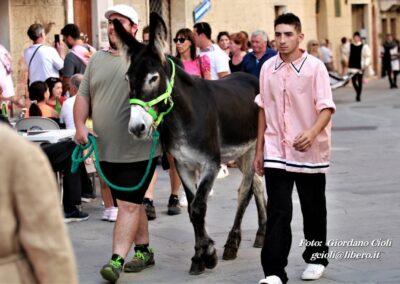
108;207;118;222
301;264;325;280
101;207;118;222
259;275;283;284
179;191;188;207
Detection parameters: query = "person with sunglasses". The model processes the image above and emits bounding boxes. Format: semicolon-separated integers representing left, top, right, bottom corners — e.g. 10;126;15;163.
175;28;212;80
307;40;320;59
164;28;212;211
142;28;213;221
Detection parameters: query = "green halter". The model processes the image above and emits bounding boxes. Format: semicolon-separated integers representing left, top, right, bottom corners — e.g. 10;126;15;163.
129;57;175;128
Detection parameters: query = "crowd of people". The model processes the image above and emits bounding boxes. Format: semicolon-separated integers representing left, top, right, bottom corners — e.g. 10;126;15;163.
0;2;399;284
305;32;399;101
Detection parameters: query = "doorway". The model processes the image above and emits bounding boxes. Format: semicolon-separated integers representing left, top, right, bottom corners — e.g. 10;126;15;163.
73;0;92;44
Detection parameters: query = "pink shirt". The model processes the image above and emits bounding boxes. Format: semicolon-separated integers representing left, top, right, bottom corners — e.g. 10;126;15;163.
255;51;336;173
182;55;211;78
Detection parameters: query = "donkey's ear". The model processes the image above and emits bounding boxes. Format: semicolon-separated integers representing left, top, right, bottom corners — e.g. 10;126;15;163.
112;19;144;60
148;12;168;63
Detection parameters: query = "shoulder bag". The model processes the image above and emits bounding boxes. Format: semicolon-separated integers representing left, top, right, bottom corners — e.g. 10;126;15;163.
27;45;42;88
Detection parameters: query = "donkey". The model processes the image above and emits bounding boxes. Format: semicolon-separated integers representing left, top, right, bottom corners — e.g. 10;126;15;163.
114;13;267;275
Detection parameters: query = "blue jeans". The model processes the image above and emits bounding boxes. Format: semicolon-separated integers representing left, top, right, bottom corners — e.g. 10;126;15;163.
261;168;329;283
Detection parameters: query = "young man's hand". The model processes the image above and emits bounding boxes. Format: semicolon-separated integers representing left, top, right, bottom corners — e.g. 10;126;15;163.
293;129;317;152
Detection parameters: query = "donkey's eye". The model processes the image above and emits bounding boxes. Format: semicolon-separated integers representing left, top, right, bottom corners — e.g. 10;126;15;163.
149;75;159;84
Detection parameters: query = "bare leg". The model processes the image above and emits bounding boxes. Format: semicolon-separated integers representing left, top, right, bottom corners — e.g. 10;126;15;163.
143;172;158;220
100;177;115;208
144;171;158;199
134;206;149;245
168;154;181;195
112;199;144;259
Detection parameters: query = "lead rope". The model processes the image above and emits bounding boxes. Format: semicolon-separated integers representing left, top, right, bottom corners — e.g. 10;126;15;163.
71;58;176;191
71;130;159;191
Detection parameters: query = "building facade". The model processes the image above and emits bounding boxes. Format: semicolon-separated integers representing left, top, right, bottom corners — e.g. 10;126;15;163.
1;0;398;98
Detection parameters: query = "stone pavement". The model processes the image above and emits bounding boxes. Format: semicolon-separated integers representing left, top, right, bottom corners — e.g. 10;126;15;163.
68;78;400;284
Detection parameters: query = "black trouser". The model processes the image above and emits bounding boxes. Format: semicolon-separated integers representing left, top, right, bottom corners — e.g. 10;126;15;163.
41;140;92;213
261;168;329;284
393;71;399;87
382;64;394;87
351;72;364;101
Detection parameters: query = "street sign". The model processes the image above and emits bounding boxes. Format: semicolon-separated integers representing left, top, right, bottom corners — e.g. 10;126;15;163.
193;0;211;23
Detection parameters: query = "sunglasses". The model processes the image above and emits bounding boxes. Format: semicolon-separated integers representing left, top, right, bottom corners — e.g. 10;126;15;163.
173;37;186;44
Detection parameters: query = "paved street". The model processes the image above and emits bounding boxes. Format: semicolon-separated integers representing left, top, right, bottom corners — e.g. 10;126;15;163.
69;78;400;284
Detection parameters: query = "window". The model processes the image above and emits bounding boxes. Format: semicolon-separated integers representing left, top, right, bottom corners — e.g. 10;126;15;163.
335;0;341;17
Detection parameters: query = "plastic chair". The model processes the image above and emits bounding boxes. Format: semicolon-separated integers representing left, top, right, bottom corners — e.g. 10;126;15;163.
15;117;60;131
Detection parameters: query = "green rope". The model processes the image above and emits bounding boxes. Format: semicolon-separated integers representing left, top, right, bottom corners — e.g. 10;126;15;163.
71;58;176;191
71;130;160;191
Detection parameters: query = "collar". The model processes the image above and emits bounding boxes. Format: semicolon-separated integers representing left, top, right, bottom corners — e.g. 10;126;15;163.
273;49;308;75
200;43;215;53
251;49;270;59
102;46;120;56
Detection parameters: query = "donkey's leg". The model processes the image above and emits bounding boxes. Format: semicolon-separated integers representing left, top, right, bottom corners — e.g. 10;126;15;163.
234;147;267;248
175;163;197;207
175;162;218;275
177;162;219;274
223;151;254;260
252;173;267;248
194;163;219;271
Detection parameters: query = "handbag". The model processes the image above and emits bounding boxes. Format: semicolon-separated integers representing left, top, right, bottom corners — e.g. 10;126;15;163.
27;45;42;88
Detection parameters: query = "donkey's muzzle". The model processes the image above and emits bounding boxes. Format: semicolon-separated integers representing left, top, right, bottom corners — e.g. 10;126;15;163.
129;123;146;138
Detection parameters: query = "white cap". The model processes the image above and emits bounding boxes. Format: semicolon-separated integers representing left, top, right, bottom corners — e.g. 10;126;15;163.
105;4;139;25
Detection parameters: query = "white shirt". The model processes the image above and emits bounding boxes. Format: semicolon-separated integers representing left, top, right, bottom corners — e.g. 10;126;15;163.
60;95;76;129
0;45;14;98
24;44;64;84
319;46;333;64
199;44;230;80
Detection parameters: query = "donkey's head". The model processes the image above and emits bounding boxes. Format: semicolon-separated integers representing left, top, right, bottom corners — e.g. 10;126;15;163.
114;12;173;138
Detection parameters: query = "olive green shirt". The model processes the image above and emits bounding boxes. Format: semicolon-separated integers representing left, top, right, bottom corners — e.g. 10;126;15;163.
78;50;161;162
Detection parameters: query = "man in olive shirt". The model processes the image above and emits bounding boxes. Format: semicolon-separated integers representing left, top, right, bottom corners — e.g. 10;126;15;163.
74;4;160;283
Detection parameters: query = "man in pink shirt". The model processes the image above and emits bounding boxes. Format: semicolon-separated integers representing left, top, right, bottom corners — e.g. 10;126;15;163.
254;13;336;284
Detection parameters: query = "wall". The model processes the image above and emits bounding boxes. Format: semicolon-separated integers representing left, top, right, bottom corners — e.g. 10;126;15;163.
0;1;11;50
10;0;66;97
6;0;380;99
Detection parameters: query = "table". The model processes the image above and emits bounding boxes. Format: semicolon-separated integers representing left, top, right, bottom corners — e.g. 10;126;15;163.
21;129;76;144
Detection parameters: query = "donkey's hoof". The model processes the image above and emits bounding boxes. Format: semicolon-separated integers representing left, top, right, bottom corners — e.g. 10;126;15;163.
222;246;238;260
203;249;218;269
189;259;205;275
253;234;265;248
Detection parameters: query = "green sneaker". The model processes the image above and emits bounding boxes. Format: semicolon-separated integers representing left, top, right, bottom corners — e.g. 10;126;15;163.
100;258;123;283
124;249;155;273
